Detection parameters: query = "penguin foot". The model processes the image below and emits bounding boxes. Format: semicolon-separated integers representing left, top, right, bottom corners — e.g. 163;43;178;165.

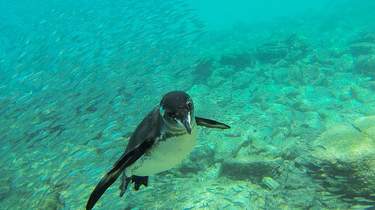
119;176;131;197
119;175;148;197
132;176;148;191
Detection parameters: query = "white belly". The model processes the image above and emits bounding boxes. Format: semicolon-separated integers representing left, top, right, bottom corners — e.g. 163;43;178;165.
128;128;197;176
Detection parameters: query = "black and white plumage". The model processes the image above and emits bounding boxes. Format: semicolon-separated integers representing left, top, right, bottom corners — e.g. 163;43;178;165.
86;91;230;210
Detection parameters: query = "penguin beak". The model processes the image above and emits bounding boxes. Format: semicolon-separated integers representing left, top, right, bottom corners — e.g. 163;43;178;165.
182;112;192;134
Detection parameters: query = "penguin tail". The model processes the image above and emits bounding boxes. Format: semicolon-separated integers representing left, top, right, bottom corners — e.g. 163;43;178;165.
86;139;154;210
86;166;123;210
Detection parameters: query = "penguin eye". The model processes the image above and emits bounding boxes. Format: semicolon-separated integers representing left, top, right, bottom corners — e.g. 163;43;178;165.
167;112;176;118
186;102;192;110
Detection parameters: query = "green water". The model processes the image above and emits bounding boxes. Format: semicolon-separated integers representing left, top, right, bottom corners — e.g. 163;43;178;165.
1;0;375;209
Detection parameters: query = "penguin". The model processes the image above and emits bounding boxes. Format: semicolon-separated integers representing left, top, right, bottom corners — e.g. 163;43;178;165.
86;91;230;210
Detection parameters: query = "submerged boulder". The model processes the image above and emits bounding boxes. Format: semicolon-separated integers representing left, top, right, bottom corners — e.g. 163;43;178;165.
192;58;214;84
255;41;289;64
349;33;375;56
219;53;255;69
350;42;375;56
307;115;375;204
255;35;309;64
354;55;375;77
351;33;375;78
0;176;11;201
178;145;216;174
39;191;64;210
219;158;281;183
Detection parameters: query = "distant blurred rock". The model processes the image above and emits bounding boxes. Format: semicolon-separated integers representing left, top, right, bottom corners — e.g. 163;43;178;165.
350;42;375;56
354;33;375;43
354;55;375;77
219;53;255;69
305;115;375;203
351;32;375;79
255;35;309;64
256;41;289;64
39;191;64;210
231;70;258;90
193;58;214;84
365;81;375;92
0;176;11;201
271;67;290;84
205;67;231;88
349;84;375;103
350;33;375;56
219;158;281;183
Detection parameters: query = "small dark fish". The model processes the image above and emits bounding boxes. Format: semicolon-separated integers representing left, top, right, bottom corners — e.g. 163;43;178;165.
350;123;363;133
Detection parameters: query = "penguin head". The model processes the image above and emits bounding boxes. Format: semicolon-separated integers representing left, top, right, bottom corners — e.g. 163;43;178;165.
160;91;194;134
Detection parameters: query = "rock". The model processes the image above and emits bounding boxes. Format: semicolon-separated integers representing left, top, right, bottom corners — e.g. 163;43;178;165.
349;85;375;103
219;53;255;69
255;35;308;64
308;115;375;200
206;67;231;88
256;41;289;64
283;34;309;62
224;131;241;138
289;111;324;141
193;58;214;84
354;55;375;77
219;158;281;183
350;42;375;56
350;32;375;56
353;33;375;43
280;139;311;161
365;81;375;91
271;67;290;84
0;177;11;201
178;144;216;174
231;70;258;90
261;177;280;190
39;191;64;210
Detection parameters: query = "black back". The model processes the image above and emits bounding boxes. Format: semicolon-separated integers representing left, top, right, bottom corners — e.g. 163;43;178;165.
125;107;163;152
86;107;162;210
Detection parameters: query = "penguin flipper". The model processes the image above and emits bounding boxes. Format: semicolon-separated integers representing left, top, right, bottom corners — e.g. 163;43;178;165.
195;117;230;129
86;139;154;210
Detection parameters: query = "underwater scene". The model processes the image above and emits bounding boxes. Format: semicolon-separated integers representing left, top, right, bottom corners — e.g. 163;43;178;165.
1;0;375;209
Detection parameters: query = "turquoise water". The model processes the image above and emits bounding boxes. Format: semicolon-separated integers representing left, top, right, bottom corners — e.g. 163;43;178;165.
1;0;375;209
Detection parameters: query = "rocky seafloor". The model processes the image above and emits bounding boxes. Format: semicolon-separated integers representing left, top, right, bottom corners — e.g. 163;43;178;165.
1;2;375;210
